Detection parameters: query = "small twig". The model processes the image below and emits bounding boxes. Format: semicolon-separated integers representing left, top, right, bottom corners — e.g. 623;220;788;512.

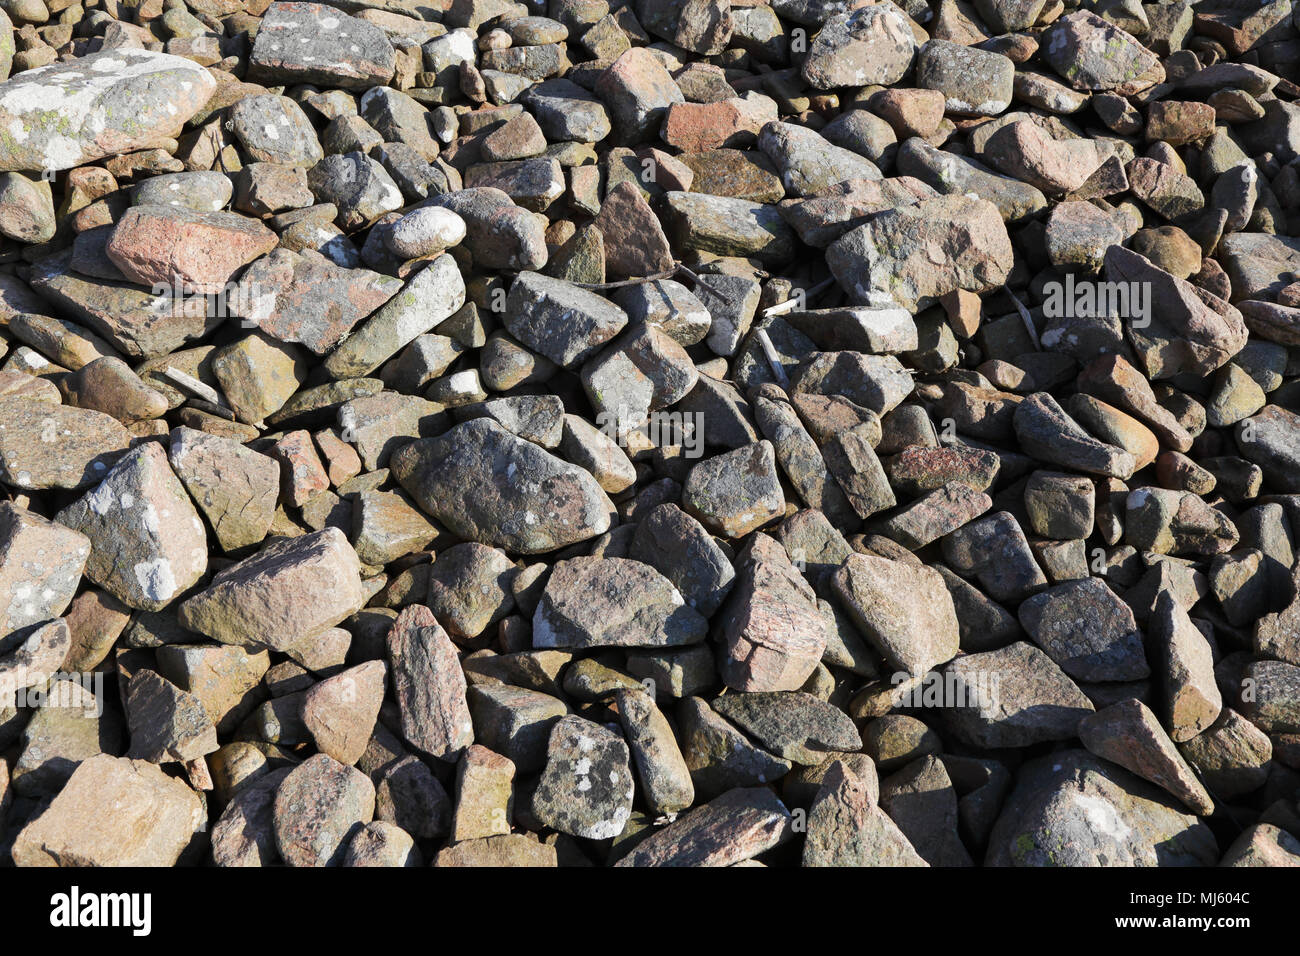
672;262;732;303
570;268;678;291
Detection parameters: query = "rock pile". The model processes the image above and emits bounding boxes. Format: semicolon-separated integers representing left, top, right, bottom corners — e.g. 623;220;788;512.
0;0;1298;868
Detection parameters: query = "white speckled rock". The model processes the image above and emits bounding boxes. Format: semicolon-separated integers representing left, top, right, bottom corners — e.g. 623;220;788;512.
54;442;207;612
0;49;216;173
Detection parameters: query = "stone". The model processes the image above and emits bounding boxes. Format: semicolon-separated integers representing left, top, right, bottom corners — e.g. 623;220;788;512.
1018;577;1149;682
711;691;861;765
827;195;1014;312
55;442;207;612
531;714;634;839
0;502;90;634
273;753;375;867
614;787;792;866
301;661;386;766
682;441;785;539
0;50;217;173
802;7;917;89
391;419;614;554
386;605;474;761
833;554;961;678
1079;698;1215;814
178;528;366;652
11;755;204;866
250;2;396;91
941;642;1095;749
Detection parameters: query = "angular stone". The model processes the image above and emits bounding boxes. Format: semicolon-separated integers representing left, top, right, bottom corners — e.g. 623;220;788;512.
56;442;207;612
0;399;130;491
1017;573;1146;682
534;556;707;650
683;441;785;539
531;714;634;839
827;195;1013;312
1079;698;1215;815
250;2;396;91
941;642;1094;749
386;605;474;761
0;502;90;634
615;787;792;867
11;755;204;866
804;760;927;867
179;528;365;651
711;691;862;765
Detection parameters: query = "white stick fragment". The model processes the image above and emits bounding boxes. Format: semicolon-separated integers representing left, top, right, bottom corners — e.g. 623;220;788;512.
756;328;790;389
762;277;835;319
1006;288;1040;351
161;366;228;409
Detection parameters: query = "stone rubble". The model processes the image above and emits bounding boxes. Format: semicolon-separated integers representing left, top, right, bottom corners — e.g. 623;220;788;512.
0;0;1297;872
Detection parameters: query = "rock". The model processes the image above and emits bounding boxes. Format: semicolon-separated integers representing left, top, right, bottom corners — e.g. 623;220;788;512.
434;833;557;867
986;750;1217;866
0;50;216;173
168;427;278;553
1041;11;1165;95
711;691;861;765
345;821;420;867
915;40;1015;117
613;687;694;814
878;755;973;866
804;760;926;866
630;504;735;617
1105;246;1247;380
450;744;515;841
124;669;217;764
302;661;386;766
467;683;567;773
106;205;277;296
531;714;634;839
0;399;130;490
386;605;474;761
503;271;627;368
941;642;1095;749
55;442;207;612
832;553;961;678
391;419;614;554
11;755;204;866
802;6;917;89
1018;577;1149;682
273;752;375;867
1150;589;1222;741
614;787;792;866
1079;698;1215;814
682;441;786;538
250;2;396;90
534;556;707;649
827;195;1013;311
0;502;90;634
717;534;827;692
179;528;366;652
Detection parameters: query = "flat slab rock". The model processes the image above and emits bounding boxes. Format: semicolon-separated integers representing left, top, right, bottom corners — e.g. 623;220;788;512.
615;787;793;866
0;50;216;173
